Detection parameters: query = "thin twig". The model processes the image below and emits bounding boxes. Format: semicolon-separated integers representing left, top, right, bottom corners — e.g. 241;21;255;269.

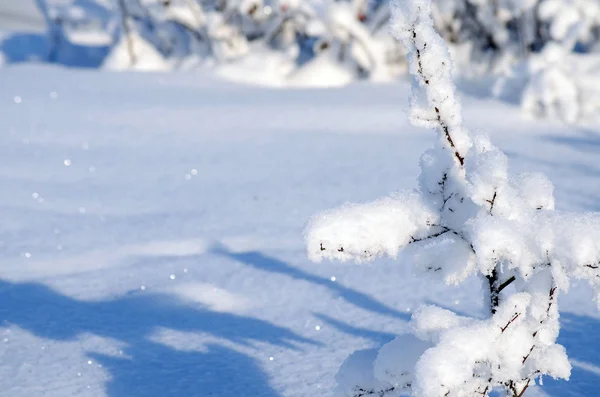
501;313;520;333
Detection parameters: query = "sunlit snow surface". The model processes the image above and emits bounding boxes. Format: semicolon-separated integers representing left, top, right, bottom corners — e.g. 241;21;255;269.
0;65;599;396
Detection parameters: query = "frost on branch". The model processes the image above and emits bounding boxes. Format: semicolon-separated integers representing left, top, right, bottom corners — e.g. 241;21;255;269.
305;0;600;396
306;192;441;262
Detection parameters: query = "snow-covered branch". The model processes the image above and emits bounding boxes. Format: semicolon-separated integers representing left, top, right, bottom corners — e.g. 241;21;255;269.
391;0;471;168
306;192;440;262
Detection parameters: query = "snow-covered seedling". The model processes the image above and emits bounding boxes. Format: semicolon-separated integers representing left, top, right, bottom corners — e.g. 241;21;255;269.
305;0;600;396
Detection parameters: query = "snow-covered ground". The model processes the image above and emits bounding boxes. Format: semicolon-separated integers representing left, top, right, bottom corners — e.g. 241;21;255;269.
0;65;599;397
0;1;46;33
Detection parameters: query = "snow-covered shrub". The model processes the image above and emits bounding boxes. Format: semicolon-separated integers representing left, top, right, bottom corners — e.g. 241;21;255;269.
519;43;600;123
537;0;600;52
261;0;325;64
310;2;387;80
428;0;538;73
13;0;600;102
516;0;600;123
425;0;600;122
427;0;598;66
305;0;600;395
309;0;405;81
34;0;116;67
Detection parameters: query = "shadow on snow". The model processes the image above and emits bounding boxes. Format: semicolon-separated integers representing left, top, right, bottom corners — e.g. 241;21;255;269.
313;312;397;345
0;279;315;397
213;245;410;321
542;312;600;397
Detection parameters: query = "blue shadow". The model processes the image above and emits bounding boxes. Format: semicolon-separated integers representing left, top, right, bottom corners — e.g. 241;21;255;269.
0;32;110;67
542;312;600;396
313;313;396;345
0;33;51;63
542;129;600;154
0;279;315;396
213;245;409;321
91;342;281;397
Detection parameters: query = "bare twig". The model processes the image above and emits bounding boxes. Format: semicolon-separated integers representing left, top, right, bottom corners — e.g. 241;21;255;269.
500;313;520;333
354;386;396;397
486;191;497;213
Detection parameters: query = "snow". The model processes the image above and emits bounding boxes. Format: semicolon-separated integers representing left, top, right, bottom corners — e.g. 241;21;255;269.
103;32;170;71
286;54;355;88
0;64;600;396
519;46;600;123
306;191;439;262
214;46;296;87
0;0;47;33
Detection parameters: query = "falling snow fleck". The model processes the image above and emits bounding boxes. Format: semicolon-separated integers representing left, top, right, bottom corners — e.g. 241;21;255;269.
14;96;22;104
78;207;86;214
269;357;274;361
454;300;460;305
50;92;58;99
190;169;198;176
57;245;63;251
24;252;31;258
87;360;93;365
183;268;188;273
140;285;146;291
330;276;336;282
64;159;72;166
169;274;176;280
32;192;39;199
77;373;82;377
185;174;192;180
315;325;321;331
3;338;8;343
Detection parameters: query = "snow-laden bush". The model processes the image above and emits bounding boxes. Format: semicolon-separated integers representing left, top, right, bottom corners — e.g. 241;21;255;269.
538;0;600;52
10;1;600;117
305;1;397;82
520;44;600;123
431;0;538;70
305;0;600;396
27;0;408;77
